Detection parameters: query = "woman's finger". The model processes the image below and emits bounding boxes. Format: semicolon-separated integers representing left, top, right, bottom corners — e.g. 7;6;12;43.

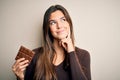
16;63;29;73
15;60;29;71
12;59;29;74
13;58;25;68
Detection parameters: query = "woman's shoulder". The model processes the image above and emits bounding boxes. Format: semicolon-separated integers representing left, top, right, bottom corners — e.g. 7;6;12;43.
31;47;43;62
32;47;43;54
75;46;90;58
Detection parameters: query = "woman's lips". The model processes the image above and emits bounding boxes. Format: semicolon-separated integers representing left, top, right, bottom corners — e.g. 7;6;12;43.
57;30;65;34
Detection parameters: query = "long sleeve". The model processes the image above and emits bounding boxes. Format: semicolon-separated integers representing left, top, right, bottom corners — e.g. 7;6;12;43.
24;54;36;80
68;48;91;80
24;47;41;80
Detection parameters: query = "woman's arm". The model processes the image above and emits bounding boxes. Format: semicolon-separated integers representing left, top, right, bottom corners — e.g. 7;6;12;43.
24;57;36;80
68;48;91;80
24;47;41;80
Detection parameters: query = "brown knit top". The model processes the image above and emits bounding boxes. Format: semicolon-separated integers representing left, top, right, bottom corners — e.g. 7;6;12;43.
24;47;91;80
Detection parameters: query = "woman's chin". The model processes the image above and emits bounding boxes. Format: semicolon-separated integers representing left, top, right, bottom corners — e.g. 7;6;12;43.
57;36;67;40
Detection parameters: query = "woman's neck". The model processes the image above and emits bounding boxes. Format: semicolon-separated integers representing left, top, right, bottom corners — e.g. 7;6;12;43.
53;39;64;54
53;39;65;66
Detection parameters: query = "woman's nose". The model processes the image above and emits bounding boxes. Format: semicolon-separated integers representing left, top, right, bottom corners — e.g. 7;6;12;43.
57;21;63;29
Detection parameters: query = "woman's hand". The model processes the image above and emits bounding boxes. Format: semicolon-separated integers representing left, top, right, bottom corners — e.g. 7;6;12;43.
12;58;29;80
59;31;75;53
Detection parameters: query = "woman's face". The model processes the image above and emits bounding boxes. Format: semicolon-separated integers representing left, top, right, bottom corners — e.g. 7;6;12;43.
49;10;70;40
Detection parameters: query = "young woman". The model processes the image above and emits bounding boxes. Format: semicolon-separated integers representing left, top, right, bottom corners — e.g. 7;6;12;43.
12;5;91;80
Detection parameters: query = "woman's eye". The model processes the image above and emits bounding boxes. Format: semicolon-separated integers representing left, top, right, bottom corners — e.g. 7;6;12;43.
50;21;56;25
61;18;66;22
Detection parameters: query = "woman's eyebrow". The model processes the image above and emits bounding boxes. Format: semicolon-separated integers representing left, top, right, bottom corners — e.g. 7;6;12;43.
49;20;56;24
60;16;66;19
49;16;65;21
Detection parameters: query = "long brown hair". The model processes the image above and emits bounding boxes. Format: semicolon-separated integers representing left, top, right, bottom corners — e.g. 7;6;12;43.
34;5;75;80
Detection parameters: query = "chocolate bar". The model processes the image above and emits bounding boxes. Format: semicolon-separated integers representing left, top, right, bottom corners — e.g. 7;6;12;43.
15;46;34;62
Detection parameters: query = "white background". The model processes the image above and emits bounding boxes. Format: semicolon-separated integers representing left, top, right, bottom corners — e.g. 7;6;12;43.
0;0;120;80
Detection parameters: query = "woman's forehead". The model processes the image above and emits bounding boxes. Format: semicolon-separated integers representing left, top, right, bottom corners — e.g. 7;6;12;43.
49;10;65;20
